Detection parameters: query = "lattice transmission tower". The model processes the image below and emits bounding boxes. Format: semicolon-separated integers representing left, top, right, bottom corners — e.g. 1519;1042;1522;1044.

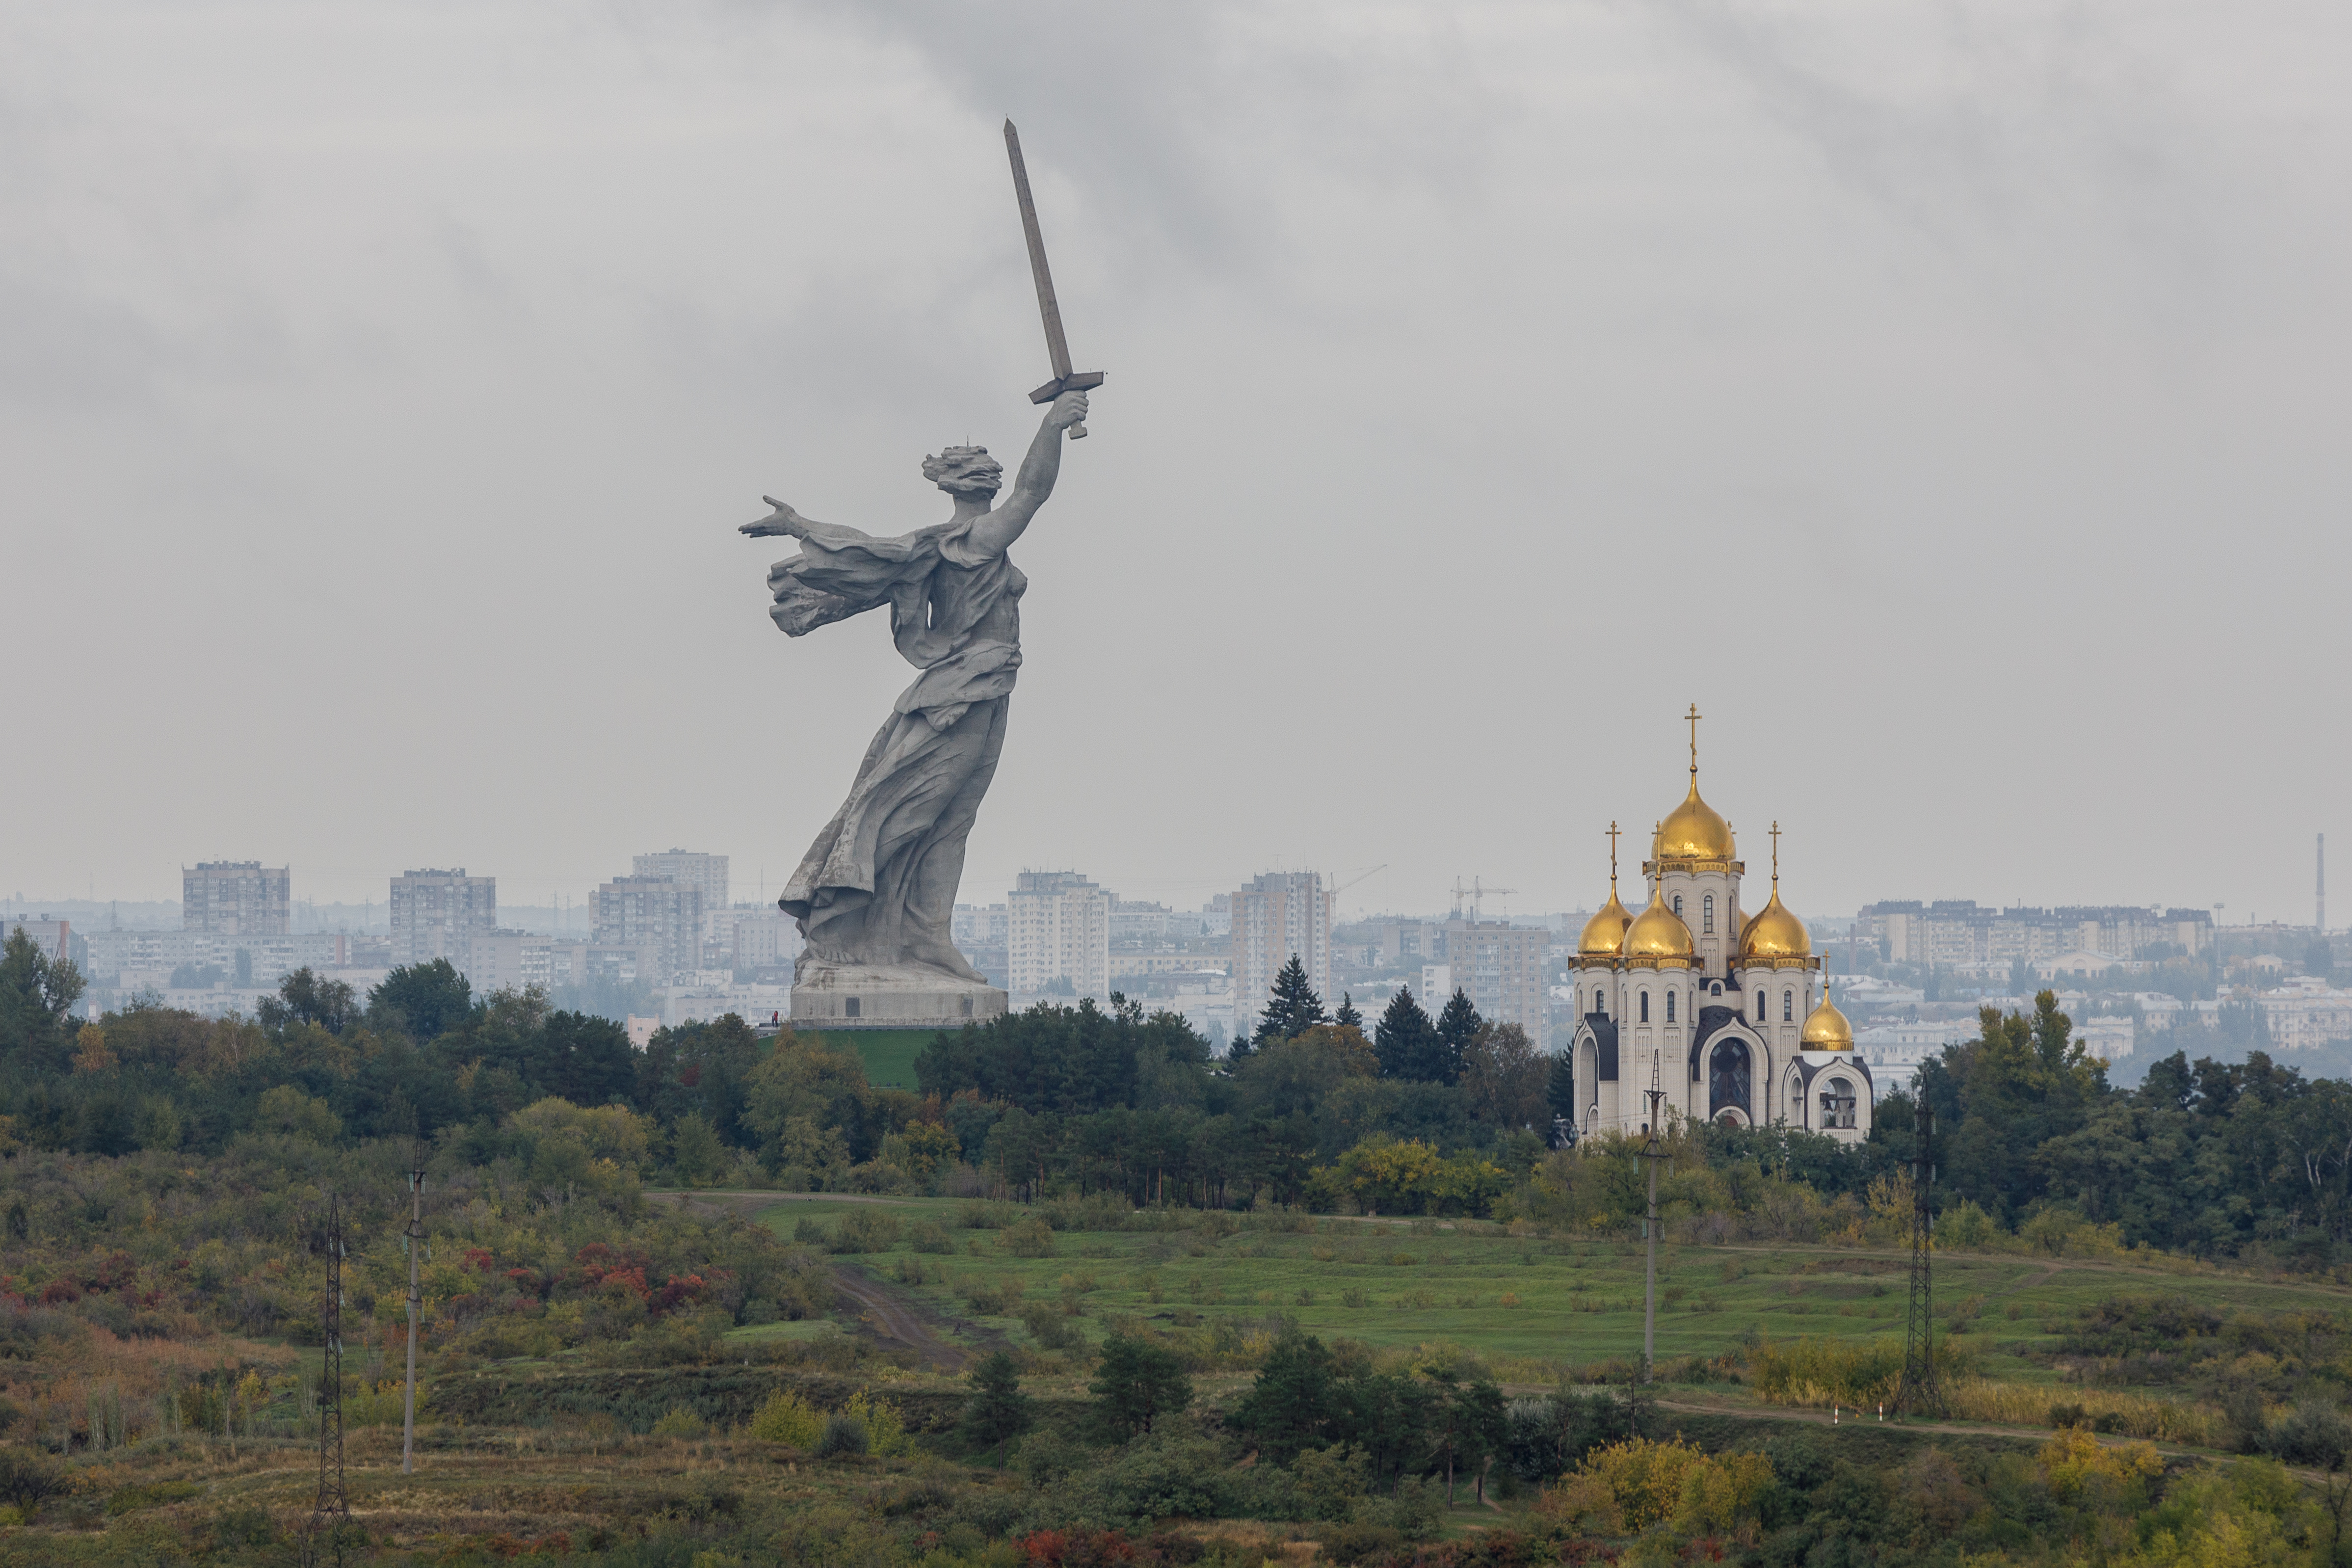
306;1191;352;1566
1894;1101;1943;1416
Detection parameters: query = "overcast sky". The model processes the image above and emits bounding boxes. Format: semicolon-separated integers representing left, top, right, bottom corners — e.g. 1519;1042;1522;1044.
3;0;2345;928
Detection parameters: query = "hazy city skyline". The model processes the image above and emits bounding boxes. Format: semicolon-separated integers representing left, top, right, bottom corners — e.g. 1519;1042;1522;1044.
4;2;2344;923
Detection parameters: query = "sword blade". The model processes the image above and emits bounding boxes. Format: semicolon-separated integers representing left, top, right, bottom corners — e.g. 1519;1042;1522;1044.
1004;120;1075;383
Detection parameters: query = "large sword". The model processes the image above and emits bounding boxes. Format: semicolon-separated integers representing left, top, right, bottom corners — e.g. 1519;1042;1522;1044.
1004;120;1104;438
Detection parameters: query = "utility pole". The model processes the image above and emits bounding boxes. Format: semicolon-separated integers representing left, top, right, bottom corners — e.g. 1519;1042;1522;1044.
308;1192;350;1566
1639;1060;1667;1384
1895;1101;1942;1416
402;1140;425;1474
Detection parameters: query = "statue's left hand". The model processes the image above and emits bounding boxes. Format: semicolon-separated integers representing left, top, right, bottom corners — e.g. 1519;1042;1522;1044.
740;497;809;538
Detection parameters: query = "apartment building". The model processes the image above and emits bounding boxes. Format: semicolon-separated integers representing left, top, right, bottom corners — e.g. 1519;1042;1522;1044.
183;862;290;936
1007;871;1110;998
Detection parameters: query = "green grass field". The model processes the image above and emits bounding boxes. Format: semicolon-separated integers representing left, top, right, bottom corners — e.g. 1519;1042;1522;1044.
752;1195;2352;1388
792;1028;942;1090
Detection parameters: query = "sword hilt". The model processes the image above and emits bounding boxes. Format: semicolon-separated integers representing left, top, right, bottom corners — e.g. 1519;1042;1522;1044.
1031;370;1104;441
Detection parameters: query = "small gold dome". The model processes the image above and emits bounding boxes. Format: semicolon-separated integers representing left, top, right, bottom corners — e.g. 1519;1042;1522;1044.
1622;885;1695;964
1578;889;1633;958
1654;777;1735;863
1739;890;1810;962
1801;986;1854;1051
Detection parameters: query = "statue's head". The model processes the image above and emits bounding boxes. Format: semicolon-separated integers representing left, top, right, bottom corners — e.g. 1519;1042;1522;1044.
922;445;1002;498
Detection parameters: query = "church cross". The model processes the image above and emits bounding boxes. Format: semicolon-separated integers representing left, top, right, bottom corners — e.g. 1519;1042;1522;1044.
1686;703;1702;775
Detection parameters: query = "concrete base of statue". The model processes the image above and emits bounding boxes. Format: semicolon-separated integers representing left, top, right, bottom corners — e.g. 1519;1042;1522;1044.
790;958;1005;1030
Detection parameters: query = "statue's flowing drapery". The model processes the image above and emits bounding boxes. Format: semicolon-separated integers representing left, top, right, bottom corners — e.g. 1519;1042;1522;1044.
766;516;1024;980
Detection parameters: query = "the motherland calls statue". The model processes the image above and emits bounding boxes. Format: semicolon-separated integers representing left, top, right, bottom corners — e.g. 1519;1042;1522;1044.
740;387;1091;1027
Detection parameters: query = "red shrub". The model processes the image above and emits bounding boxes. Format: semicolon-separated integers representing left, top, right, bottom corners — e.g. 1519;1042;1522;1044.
39;1278;81;1304
1019;1529;1136;1567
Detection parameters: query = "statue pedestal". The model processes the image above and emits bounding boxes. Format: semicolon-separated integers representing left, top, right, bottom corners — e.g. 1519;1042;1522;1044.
790;959;1005;1030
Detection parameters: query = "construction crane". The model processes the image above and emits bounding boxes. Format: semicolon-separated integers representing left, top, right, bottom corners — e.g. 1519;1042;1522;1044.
1451;877;1518;924
1328;865;1387;905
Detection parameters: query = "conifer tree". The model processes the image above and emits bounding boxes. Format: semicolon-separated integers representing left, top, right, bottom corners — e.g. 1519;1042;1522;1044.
1253;955;1330;1045
1334;993;1364;1031
1434;988;1483;1086
1373;986;1440;1081
1546;1053;1576;1127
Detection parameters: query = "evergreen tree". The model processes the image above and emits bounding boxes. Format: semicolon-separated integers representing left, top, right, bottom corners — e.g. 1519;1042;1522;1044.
1334;993;1363;1031
1253;954;1330;1045
1374;986;1441;1081
961;1350;1032;1457
1547;1052;1577;1128
1433;988;1483;1086
1089;1332;1193;1439
1229;1329;1340;1462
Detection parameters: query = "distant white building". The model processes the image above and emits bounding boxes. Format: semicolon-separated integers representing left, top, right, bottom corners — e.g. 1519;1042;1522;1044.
1232;872;1333;1027
591;876;703;984
184;862;290;937
389;869;496;973
1007;871;1110;999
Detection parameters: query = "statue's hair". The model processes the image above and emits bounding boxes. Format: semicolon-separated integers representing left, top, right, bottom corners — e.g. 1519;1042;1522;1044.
921;445;1000;488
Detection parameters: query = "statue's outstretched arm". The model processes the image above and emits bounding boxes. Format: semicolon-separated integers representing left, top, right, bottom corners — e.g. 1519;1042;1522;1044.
740;496;867;541
967;390;1089;557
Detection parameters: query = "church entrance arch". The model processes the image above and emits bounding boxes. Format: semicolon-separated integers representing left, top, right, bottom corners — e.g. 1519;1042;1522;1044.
1708;1038;1752;1120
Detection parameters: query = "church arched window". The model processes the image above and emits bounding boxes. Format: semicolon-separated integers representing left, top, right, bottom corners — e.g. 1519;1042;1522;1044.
1639;990;1650;1023
1666;990;1677;1023
1754;989;1765;1020
1782;988;1794;1022
1703;894;1715;933
1672;894;1683;919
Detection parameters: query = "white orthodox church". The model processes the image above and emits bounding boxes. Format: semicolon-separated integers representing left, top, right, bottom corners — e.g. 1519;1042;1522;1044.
1568;715;1872;1144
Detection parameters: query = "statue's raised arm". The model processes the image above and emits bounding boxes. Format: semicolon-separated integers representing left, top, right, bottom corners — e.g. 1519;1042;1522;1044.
965;389;1089;557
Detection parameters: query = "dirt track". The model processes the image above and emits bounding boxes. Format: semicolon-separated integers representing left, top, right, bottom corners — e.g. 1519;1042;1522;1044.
828;1263;976;1372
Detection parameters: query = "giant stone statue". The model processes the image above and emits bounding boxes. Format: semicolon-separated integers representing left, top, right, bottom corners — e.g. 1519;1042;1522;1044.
740;388;1090;1027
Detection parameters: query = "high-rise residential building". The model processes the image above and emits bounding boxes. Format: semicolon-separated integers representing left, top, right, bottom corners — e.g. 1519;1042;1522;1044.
183;862;290;936
592;875;704;984
1431;920;1549;1048
633;851;730;965
1231;871;1333;1029
389;869;496;971
1006;872;1110;998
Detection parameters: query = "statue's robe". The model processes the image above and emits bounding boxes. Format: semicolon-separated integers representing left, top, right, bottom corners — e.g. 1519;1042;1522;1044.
767;516;1023;980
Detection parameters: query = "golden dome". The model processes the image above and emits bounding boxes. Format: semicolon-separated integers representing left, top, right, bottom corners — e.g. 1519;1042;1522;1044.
1739;890;1810;963
1801;986;1854;1051
1654;777;1735;863
1578;820;1633;958
1578;889;1632;958
1621;885;1695;965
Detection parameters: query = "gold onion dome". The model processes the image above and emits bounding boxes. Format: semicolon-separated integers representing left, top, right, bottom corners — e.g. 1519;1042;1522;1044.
1801;987;1855;1051
1654;776;1735;862
1621;884;1695;964
1578;820;1633;957
1579;888;1632;957
1738;823;1808;961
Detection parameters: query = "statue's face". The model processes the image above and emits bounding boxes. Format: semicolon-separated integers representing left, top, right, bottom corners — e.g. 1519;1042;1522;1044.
936;459;1003;498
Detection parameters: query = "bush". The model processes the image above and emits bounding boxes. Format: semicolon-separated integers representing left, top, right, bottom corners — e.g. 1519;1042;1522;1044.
1021;1303;1085;1352
0;1450;66;1511
817;1412;869;1457
999;1217;1056;1258
748;1388;823;1448
651;1405;708;1438
832;1209;902;1253
910;1221;955;1254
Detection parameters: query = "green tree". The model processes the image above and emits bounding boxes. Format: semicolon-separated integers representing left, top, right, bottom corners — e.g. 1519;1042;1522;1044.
1912;991;2106;1226
1229;1329;1339;1462
368;960;473;1041
1089;1332;1193;1439
257;967;357;1036
1547;1052;1576;1126
1334;993;1363;1031
0;927;83;1069
1253;955;1331;1048
962;1350;1032;1457
1373;986;1440;1081
1432;989;1483;1087
1460;1022;1546;1128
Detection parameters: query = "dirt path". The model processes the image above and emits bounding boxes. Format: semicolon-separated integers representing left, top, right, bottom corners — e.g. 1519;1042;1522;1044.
829;1263;977;1373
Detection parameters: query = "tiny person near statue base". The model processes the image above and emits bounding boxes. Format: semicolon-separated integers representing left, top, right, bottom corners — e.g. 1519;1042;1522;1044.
739;389;1090;1029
